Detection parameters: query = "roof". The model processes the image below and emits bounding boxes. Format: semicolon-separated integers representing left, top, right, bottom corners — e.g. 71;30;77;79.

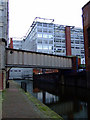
82;1;90;10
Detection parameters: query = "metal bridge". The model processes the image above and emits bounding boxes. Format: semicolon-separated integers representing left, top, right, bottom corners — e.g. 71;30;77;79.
6;48;72;69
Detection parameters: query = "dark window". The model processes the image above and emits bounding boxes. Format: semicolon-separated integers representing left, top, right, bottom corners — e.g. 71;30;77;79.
87;27;90;57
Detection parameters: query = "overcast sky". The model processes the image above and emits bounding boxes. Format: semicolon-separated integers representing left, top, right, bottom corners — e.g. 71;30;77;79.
9;0;89;39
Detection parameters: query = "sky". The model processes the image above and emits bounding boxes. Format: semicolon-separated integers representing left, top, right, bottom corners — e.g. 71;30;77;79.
9;0;89;39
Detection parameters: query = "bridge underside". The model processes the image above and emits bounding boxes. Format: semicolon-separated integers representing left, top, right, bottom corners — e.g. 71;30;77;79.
6;64;72;69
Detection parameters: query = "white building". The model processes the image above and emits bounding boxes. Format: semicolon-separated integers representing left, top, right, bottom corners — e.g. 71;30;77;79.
13;39;22;50
22;18;85;61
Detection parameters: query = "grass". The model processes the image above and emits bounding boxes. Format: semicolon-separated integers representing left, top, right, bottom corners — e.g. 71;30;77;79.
25;91;64;119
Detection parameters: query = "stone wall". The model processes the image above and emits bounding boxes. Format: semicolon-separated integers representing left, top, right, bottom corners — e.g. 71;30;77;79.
0;39;6;90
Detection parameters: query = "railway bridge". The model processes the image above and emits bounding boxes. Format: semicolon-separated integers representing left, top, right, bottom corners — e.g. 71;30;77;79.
0;40;77;90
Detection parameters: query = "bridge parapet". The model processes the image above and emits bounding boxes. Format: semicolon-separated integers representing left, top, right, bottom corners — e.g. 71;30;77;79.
6;48;72;69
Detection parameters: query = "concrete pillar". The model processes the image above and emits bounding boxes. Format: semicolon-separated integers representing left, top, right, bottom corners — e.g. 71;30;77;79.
58;70;65;85
72;56;78;73
0;39;6;90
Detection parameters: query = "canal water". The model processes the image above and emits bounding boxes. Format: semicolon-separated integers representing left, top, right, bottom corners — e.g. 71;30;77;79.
15;79;90;120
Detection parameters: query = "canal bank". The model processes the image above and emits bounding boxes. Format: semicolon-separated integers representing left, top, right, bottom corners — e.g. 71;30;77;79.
0;91;2;120
2;80;63;119
15;79;90;119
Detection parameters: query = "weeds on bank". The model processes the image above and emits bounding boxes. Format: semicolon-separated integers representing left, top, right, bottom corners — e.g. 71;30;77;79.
25;92;63;119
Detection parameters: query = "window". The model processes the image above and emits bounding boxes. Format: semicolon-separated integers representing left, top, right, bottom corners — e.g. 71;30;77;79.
49;40;53;44
76;47;79;49
43;34;48;38
43;45;48;50
62;39;65;43
37;34;42;38
48;34;53;39
81;50;84;54
37;45;42;49
43;40;48;44
43;29;47;33
48;23;53;27
43;23;47;27
49;46;53;50
38;40;42;43
75;41;79;44
37;28;42;32
37;22;42;26
49;30;53;33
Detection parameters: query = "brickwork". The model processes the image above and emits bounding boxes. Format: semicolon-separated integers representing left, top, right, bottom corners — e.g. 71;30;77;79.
82;1;90;71
82;1;90;88
65;26;71;56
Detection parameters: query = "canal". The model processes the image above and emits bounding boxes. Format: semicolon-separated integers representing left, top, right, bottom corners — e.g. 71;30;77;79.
15;79;90;120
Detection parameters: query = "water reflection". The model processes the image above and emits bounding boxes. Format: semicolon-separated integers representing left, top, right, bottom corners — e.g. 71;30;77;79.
15;79;90;119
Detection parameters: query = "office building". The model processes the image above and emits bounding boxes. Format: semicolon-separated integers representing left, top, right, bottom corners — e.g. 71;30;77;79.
22;18;85;62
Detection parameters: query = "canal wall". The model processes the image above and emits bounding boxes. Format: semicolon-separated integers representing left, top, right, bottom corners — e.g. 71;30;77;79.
33;71;87;88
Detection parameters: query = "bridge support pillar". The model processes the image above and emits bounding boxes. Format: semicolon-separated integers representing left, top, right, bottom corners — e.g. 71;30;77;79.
72;56;78;73
58;70;65;85
87;72;90;89
0;39;7;90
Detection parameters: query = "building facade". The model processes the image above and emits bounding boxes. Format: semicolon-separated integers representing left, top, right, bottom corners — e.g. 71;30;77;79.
0;0;9;43
82;1;90;88
13;40;22;49
22;20;85;62
0;0;9;90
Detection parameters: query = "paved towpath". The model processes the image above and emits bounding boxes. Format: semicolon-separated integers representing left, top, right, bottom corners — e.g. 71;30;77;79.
2;80;47;119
